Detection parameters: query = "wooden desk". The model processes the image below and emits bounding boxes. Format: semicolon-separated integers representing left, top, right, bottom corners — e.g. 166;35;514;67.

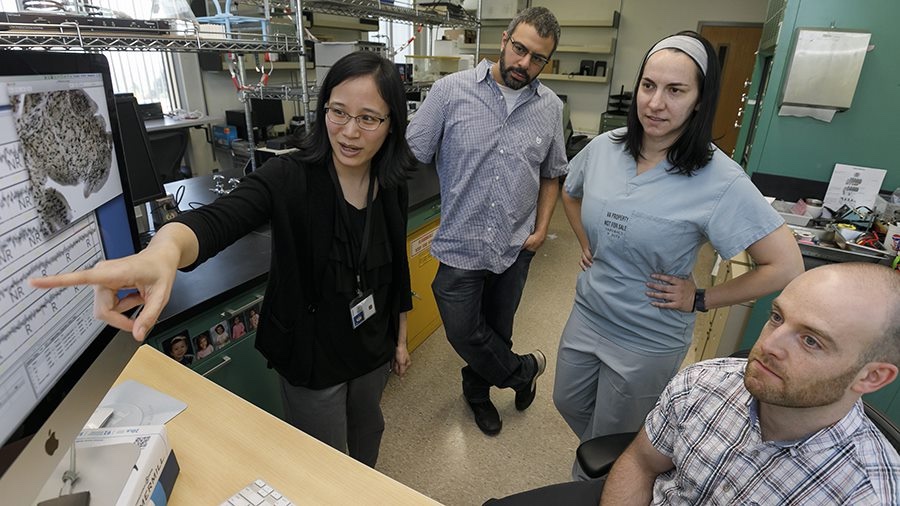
116;346;440;505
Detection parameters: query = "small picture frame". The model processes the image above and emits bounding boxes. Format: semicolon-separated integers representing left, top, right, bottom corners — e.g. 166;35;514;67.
245;304;261;332
162;330;194;366
210;321;231;348
579;59;594;76
229;313;249;341
193;331;215;361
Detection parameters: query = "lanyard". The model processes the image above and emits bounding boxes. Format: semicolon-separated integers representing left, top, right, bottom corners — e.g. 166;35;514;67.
328;161;376;296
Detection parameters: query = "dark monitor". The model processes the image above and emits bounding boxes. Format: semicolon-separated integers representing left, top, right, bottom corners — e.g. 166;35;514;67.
226;99;285;143
114;93;166;204
250;98;285;131
0;51;142;502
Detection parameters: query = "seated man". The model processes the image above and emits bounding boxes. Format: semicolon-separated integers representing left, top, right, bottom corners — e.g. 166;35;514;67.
601;262;900;505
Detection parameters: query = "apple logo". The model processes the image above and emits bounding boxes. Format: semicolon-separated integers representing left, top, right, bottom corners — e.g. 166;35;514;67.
44;430;59;456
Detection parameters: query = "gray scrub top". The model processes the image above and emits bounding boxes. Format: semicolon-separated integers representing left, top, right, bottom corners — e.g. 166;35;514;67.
564;129;783;354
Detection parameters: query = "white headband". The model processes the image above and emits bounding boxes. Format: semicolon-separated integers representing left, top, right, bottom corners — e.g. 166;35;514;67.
648;35;708;75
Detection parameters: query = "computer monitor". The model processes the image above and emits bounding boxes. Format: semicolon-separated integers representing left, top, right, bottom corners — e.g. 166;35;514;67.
226;99;286;143
0;52;142;502
114;93;165;205
250;98;285;133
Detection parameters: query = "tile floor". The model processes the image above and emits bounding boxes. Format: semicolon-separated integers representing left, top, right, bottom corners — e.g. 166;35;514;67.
377;198;716;505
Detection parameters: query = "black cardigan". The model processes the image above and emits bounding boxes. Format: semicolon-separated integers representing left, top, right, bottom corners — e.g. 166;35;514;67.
172;153;413;388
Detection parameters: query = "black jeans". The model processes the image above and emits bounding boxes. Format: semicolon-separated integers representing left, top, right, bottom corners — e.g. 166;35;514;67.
431;249;537;402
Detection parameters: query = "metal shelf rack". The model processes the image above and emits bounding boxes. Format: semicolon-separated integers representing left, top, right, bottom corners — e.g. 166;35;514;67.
0;22;299;53
244;80;433;100
0;0;480;170
242;0;480;28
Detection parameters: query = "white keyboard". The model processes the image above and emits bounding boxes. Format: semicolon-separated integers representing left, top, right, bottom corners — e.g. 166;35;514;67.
220;478;296;506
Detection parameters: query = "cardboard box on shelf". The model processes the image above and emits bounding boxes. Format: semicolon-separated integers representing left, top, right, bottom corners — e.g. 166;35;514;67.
479;0;526;19
434;39;460;56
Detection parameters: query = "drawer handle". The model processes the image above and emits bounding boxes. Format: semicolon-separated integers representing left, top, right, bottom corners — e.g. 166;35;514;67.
222;295;264;319
202;355;232;377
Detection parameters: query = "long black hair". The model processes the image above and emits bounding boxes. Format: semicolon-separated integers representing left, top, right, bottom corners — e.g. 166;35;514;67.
612;31;721;176
290;51;416;188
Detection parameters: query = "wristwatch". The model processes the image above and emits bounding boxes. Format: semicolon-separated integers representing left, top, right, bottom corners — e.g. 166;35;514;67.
693;289;708;313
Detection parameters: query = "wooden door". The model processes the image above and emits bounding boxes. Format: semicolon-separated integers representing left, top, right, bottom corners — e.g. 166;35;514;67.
699;24;763;157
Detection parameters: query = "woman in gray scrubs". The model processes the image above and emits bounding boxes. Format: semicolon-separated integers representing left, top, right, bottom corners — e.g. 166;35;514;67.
553;31;804;479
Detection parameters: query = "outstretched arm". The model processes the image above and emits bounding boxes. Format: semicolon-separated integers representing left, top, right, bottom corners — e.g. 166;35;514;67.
600;428;673;506
29;222;200;341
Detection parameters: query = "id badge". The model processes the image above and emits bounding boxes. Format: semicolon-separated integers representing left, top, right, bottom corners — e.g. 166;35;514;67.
349;290;376;329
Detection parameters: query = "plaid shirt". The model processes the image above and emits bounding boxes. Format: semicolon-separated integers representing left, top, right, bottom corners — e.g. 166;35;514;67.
406;59;567;273
646;358;900;505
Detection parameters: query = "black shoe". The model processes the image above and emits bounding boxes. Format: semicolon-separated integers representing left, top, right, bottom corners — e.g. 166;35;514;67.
515;350;547;411
467;399;502;436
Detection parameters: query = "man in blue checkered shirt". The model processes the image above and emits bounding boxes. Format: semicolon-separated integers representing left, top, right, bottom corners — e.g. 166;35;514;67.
407;7;568;435
600;262;900;505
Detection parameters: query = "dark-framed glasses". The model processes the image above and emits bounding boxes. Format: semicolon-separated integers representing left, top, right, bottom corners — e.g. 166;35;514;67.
507;37;551;67
324;107;388;131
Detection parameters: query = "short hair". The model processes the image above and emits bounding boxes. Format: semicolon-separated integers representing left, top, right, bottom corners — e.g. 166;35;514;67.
612;30;721;176
506;6;561;54
844;263;900;367
290;51;416;189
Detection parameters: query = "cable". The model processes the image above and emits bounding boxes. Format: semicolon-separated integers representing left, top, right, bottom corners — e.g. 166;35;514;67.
173;185;185;208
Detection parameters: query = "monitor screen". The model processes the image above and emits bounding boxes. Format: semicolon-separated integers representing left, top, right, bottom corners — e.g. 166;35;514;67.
250;98;285;130
0;52;141;502
114;92;165;205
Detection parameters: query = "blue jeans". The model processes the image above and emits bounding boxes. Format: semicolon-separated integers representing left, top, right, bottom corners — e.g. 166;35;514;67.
431;249;537;402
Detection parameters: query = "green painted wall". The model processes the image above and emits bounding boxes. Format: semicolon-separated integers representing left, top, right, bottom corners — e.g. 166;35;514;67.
739;0;900;422
745;0;900;191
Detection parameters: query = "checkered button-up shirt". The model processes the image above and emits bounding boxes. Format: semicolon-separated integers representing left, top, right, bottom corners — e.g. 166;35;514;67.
646;358;900;505
407;59;567;273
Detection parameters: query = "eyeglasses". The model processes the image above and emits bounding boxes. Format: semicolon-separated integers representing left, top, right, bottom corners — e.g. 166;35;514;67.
507;37;551;67
324;107;388;131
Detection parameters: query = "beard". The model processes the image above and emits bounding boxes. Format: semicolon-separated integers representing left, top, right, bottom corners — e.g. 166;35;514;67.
743;352;861;408
498;55;532;90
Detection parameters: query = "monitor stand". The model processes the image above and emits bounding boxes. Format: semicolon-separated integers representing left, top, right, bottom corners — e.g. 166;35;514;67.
36;443;140;505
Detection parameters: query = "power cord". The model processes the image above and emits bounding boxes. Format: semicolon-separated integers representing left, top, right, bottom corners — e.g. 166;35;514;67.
173;185;185;209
